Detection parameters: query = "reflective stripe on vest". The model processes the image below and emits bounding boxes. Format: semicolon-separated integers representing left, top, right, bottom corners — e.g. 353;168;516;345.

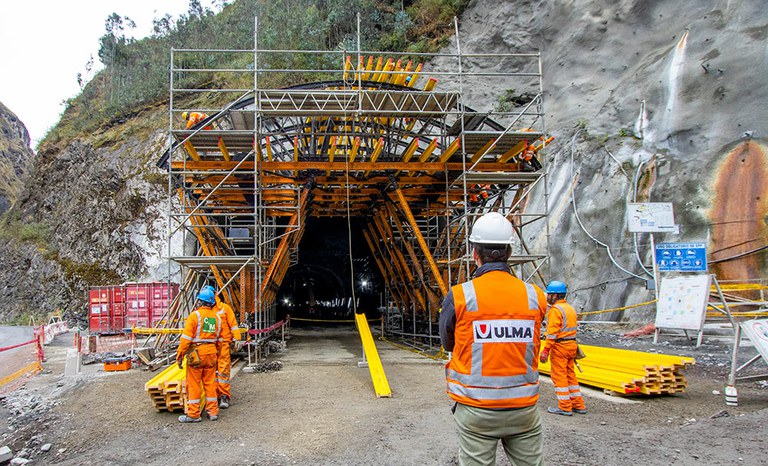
555;304;578;334
447;380;539;400
462;282;478;312
447;280;540;390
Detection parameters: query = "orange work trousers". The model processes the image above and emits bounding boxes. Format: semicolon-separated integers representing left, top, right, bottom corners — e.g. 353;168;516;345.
186;352;219;419
216;342;232;399
550;341;586;412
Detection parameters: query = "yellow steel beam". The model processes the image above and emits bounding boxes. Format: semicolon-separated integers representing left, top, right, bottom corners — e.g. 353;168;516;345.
183;141;201;162
355;312;392;398
217;137;231;161
418;138;439;163
391;186;448;296
173;160;519;172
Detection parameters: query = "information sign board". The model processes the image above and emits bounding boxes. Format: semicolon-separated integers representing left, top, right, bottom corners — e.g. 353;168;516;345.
655;275;710;331
628;202;676;232
656;242;707;272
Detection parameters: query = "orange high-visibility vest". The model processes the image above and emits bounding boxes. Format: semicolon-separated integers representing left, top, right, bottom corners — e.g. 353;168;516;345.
215;298;241;342
543;300;578;350
178;305;222;358
186;112;211;130
446;271;546;409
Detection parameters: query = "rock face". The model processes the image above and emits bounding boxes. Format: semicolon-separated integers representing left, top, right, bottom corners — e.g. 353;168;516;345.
2;0;767;323
0;103;33;215
438;0;768;319
0;114;180;322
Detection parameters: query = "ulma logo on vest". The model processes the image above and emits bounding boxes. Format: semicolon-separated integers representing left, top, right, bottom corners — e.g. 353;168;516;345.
473;320;535;343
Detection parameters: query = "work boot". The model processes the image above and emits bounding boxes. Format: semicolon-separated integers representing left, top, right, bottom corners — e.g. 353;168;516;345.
573;408;587;414
178;415;201;423
219;395;230;409
208;413;219;421
547;407;573;416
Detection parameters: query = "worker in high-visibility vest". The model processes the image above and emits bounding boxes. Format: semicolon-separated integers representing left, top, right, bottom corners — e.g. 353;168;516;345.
539;280;586;416
439;212;547;466
203;285;241;409
182;111;212;130
176;288;222;423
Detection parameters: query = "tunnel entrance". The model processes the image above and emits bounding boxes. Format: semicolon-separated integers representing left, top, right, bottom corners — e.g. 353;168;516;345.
275;218;383;324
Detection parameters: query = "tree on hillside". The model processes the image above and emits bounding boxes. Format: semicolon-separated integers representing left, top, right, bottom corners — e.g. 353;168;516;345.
98;13;136;105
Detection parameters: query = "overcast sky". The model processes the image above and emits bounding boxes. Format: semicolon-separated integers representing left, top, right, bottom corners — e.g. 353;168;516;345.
0;1;202;148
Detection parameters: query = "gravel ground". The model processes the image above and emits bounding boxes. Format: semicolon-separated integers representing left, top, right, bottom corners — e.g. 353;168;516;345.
1;324;767;465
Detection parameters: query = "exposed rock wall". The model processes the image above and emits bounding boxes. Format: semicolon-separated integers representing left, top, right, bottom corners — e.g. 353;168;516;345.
447;0;768;318
0;103;33;214
0;113;180;322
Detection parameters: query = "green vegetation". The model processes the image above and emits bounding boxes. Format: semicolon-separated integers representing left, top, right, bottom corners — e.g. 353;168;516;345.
42;0;470;150
0;212;51;248
0;214;120;286
493;89;537;113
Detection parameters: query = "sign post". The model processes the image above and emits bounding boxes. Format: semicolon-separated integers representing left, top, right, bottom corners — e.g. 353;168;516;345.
627;202;677;307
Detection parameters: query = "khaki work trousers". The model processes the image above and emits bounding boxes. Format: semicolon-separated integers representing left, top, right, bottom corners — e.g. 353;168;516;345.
216;341;232;398
454;403;543;466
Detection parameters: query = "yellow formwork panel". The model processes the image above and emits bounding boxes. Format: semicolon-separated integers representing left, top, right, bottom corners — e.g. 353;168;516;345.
538;344;695;395
146;360;190;412
355;313;392;398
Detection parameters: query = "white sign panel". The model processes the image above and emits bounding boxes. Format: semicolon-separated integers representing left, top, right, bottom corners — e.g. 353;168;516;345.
740;318;768;364
655;275;711;331
628;202;676;232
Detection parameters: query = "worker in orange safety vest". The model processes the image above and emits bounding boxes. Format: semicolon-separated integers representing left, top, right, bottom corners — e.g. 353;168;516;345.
439;212;547;466
182;111;212;130
176;287;222;423
203;285;242;409
539;280;586;416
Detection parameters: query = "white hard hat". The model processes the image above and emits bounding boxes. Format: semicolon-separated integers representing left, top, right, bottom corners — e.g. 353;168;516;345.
469;212;514;244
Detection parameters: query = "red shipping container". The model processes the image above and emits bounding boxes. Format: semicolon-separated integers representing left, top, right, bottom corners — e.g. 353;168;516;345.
124;282;178;328
88;285;124;335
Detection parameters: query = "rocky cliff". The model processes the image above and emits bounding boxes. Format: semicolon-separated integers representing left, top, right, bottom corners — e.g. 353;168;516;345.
0;106;179;323
442;0;768;319
0;103;33;214
1;0;766;323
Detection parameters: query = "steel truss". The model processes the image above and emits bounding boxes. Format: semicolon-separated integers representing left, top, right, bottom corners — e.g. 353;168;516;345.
162;16;552;360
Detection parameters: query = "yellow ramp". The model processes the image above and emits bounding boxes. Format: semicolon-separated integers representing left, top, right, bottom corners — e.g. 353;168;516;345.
355;313;392;398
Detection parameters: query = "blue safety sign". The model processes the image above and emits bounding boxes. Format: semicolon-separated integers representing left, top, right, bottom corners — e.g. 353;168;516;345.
655;242;707;272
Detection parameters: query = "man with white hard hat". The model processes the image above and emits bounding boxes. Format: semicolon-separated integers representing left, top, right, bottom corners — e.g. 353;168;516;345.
439;212;547;466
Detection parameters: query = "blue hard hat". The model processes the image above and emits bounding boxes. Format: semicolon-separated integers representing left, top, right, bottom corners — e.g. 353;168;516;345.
197;288;216;305
203;285;216;294
546;280;567;294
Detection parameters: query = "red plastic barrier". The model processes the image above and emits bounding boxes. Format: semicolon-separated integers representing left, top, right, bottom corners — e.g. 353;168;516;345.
0;339;36;353
248;320;285;335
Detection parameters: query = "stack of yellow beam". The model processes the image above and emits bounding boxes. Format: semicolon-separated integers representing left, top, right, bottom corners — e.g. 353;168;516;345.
145;361;188;412
538;344;695;395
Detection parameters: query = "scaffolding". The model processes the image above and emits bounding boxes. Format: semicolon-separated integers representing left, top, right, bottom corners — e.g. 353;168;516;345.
161;16;552;361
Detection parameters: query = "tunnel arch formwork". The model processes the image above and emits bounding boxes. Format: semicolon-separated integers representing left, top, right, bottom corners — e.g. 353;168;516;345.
160;18;553;359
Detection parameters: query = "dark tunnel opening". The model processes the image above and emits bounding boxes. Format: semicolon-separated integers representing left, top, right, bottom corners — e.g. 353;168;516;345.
275;217;383;325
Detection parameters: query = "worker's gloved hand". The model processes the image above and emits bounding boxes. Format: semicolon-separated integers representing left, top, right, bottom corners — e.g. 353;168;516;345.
232;340;244;352
177;356;184;369
539;348;550;364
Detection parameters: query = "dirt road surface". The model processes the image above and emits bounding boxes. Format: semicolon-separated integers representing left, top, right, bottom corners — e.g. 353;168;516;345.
1;325;767;465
